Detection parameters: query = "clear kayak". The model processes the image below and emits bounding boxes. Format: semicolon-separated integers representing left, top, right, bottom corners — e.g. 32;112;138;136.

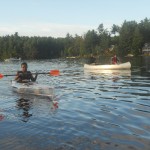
11;80;54;98
84;62;131;70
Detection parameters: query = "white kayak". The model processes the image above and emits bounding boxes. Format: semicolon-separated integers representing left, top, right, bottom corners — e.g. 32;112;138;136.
11;80;54;98
5;57;21;62
84;62;131;70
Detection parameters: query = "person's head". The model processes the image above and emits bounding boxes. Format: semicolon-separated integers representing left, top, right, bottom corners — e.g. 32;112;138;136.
21;62;28;72
114;55;116;57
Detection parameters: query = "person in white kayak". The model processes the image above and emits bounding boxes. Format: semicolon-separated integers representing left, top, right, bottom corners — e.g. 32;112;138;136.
15;62;38;83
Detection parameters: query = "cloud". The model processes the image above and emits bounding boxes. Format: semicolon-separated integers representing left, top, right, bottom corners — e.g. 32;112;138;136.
0;23;96;38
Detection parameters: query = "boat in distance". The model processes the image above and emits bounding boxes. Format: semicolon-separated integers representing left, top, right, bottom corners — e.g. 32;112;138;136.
5;57;21;62
11;80;54;98
84;62;131;70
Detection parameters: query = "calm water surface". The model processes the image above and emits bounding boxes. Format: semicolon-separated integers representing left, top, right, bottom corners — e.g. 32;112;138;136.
0;57;150;150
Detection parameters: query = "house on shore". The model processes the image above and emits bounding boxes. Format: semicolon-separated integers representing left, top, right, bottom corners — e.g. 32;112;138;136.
142;43;150;55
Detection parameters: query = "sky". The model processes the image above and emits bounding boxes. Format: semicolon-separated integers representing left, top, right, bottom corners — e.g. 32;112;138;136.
0;0;149;38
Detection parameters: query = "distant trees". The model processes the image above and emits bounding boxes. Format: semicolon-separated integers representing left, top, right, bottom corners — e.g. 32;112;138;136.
0;34;63;60
63;18;150;57
0;18;150;60
118;20;138;55
118;18;150;56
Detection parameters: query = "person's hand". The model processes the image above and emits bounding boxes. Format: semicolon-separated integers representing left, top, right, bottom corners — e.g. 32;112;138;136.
18;73;23;77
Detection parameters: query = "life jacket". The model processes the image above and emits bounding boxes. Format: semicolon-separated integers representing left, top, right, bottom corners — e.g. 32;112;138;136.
17;71;32;81
112;57;118;64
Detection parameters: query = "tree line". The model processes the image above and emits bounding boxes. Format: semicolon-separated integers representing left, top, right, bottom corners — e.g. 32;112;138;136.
0;18;150;60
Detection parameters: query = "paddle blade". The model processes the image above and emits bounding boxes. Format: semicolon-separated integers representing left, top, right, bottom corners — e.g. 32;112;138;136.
49;70;60;76
0;74;4;79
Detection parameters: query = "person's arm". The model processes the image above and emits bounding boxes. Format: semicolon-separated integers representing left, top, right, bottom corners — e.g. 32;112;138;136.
15;71;22;82
15;72;19;80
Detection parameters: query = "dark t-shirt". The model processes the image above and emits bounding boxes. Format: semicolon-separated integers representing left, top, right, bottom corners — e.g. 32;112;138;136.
17;71;33;81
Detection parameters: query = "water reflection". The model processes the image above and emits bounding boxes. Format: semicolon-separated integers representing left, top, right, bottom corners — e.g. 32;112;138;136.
142;56;150;71
16;98;33;122
0;58;149;149
0;114;4;121
84;69;131;82
132;66;150;77
16;97;58;122
84;69;131;76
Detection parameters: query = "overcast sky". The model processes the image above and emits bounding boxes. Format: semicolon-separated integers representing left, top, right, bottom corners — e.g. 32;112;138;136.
0;0;149;37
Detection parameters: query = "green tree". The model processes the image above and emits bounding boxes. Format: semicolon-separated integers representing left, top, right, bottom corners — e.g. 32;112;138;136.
132;27;143;55
139;18;150;43
83;30;98;55
111;24;120;35
118;20;138;55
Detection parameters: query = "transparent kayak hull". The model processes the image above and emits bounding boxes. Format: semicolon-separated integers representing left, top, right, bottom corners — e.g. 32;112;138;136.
11;80;54;98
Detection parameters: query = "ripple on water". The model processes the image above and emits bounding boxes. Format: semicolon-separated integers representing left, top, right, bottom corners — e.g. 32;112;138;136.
0;60;150;150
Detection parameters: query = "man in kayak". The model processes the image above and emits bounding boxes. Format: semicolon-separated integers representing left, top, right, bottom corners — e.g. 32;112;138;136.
15;62;38;83
111;55;120;64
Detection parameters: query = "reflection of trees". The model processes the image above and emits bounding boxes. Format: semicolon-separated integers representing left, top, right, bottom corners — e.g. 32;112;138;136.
16;98;32;122
143;56;150;71
139;56;150;76
16;97;59;122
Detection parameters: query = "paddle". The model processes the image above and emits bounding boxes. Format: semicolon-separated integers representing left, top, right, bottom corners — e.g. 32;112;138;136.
0;70;60;79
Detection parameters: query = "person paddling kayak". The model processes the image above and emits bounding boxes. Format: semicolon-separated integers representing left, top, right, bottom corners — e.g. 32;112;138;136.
15;62;38;83
111;55;120;64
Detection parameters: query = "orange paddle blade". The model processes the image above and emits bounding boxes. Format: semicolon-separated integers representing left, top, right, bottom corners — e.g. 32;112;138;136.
0;74;4;79
49;70;60;76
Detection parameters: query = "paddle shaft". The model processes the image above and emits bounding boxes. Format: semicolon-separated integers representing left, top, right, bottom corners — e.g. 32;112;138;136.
3;72;51;76
0;70;60;78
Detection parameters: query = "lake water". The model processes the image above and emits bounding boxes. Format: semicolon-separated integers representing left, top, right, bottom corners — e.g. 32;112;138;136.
0;56;150;150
